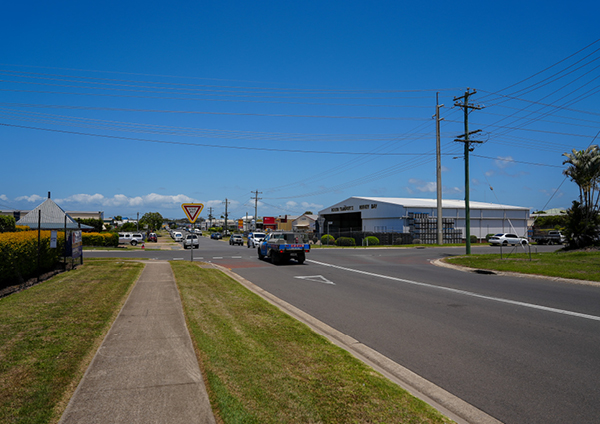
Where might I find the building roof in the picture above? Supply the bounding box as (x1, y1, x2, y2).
(16, 198, 93, 230)
(321, 196, 530, 213)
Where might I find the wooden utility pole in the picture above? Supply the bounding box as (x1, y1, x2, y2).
(251, 190, 262, 230)
(435, 93, 444, 245)
(453, 88, 484, 254)
(223, 198, 230, 234)
(207, 207, 214, 229)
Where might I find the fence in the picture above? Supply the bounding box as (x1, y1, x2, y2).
(317, 229, 413, 246)
(407, 212, 463, 244)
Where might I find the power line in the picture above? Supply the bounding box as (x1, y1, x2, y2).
(0, 122, 466, 156)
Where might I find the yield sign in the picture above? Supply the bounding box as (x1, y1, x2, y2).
(181, 203, 204, 223)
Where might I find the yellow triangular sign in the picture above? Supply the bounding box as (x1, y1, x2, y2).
(181, 203, 204, 223)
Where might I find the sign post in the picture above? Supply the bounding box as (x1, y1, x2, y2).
(181, 203, 204, 262)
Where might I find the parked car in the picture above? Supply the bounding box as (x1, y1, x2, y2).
(148, 233, 157, 242)
(184, 234, 199, 249)
(118, 233, 145, 246)
(531, 230, 566, 245)
(211, 232, 222, 240)
(489, 233, 528, 246)
(247, 232, 266, 248)
(229, 234, 244, 246)
(173, 232, 183, 242)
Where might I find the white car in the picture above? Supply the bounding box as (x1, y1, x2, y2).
(488, 233, 528, 246)
(173, 232, 183, 242)
(118, 233, 145, 246)
(247, 232, 266, 248)
(183, 234, 199, 249)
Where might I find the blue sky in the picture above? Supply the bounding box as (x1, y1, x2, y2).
(1, 1, 598, 220)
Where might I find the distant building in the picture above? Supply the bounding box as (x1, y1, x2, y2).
(292, 214, 317, 232)
(15, 196, 93, 230)
(276, 215, 298, 231)
(318, 196, 530, 242)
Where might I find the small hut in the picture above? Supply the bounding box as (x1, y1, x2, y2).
(16, 193, 93, 230)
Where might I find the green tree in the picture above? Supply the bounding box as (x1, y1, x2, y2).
(562, 145, 600, 248)
(75, 218, 103, 232)
(140, 212, 164, 231)
(0, 215, 16, 232)
(119, 222, 138, 232)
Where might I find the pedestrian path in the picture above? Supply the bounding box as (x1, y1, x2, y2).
(59, 262, 215, 424)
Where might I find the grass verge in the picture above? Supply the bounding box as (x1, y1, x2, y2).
(0, 260, 143, 424)
(173, 261, 453, 424)
(445, 250, 600, 282)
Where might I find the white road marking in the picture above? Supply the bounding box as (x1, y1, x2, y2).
(213, 257, 223, 259)
(294, 275, 335, 285)
(307, 259, 600, 322)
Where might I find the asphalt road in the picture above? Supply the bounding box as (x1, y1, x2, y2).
(86, 237, 600, 424)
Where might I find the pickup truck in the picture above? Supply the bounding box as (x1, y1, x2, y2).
(257, 231, 310, 265)
(531, 230, 565, 245)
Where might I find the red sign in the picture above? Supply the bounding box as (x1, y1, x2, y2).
(263, 216, 275, 225)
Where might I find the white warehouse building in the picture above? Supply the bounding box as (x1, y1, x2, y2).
(318, 196, 530, 242)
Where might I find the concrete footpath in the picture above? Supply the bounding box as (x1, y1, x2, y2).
(59, 262, 215, 424)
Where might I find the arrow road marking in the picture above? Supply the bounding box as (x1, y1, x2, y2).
(294, 275, 335, 285)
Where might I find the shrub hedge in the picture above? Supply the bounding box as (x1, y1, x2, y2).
(321, 234, 335, 245)
(82, 232, 119, 247)
(364, 236, 380, 246)
(336, 237, 356, 246)
(0, 231, 65, 288)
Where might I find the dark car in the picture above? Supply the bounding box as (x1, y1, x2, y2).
(211, 232, 222, 240)
(229, 234, 243, 245)
(148, 233, 157, 242)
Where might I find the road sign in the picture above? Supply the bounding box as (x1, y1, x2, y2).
(181, 203, 204, 223)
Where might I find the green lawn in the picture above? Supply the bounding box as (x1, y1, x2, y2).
(0, 260, 142, 424)
(174, 261, 454, 424)
(445, 250, 600, 282)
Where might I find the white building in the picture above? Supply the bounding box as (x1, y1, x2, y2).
(318, 196, 530, 241)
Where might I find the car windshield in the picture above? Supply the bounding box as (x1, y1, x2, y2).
(255, 234, 265, 239)
(494, 234, 503, 237)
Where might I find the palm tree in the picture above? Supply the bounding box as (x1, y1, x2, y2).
(562, 145, 600, 216)
(562, 145, 600, 248)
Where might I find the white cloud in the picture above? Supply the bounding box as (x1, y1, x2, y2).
(59, 193, 106, 204)
(55, 192, 197, 208)
(300, 201, 323, 210)
(495, 156, 515, 169)
(0, 194, 8, 201)
(286, 201, 298, 208)
(408, 178, 437, 193)
(16, 194, 45, 203)
(444, 186, 463, 194)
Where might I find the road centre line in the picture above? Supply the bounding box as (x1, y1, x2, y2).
(307, 259, 600, 323)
